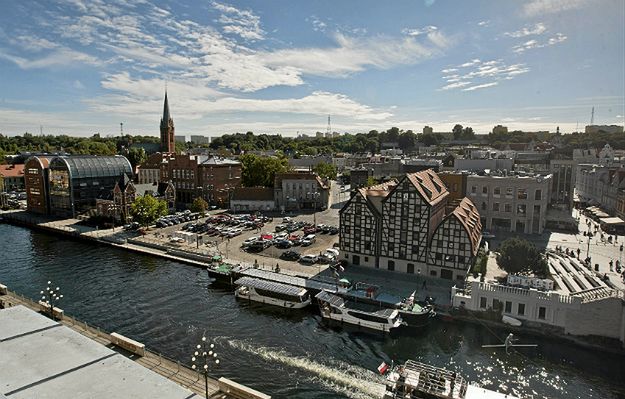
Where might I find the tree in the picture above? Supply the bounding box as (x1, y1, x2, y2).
(421, 133, 440, 146)
(127, 147, 147, 170)
(452, 124, 464, 140)
(366, 176, 376, 187)
(130, 195, 168, 227)
(496, 237, 549, 277)
(190, 197, 208, 214)
(398, 130, 417, 152)
(239, 154, 290, 187)
(462, 126, 475, 140)
(313, 161, 337, 180)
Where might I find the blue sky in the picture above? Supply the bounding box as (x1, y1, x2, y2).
(0, 0, 623, 137)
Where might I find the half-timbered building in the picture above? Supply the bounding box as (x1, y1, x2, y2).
(379, 170, 448, 274)
(428, 198, 482, 281)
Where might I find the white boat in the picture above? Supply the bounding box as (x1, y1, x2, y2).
(383, 360, 519, 399)
(234, 277, 311, 309)
(316, 290, 403, 332)
(502, 315, 522, 327)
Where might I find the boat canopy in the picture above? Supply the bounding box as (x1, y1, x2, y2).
(315, 290, 346, 307)
(235, 277, 307, 297)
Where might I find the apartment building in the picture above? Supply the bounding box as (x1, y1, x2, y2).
(274, 172, 330, 212)
(467, 172, 551, 234)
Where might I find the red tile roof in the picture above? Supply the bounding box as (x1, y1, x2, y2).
(406, 169, 449, 206)
(0, 164, 25, 177)
(450, 197, 482, 255)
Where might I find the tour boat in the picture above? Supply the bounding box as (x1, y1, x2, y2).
(315, 290, 403, 332)
(234, 277, 311, 309)
(383, 360, 519, 399)
(397, 291, 437, 328)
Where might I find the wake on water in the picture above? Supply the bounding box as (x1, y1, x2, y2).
(223, 338, 387, 399)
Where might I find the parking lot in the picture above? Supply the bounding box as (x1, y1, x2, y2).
(146, 210, 341, 274)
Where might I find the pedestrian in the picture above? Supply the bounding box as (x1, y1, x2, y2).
(576, 248, 580, 258)
(609, 260, 614, 272)
(422, 279, 427, 290)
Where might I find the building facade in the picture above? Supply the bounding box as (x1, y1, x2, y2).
(467, 172, 551, 234)
(438, 171, 468, 202)
(576, 164, 625, 215)
(0, 164, 25, 191)
(46, 156, 133, 218)
(24, 156, 52, 214)
(340, 170, 482, 280)
(230, 187, 275, 212)
(275, 172, 330, 212)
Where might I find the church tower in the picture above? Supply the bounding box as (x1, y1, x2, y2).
(160, 92, 175, 153)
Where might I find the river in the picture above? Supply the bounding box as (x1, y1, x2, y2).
(0, 223, 623, 399)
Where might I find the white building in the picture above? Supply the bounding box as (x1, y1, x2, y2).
(230, 187, 275, 212)
(467, 172, 552, 234)
(274, 172, 330, 212)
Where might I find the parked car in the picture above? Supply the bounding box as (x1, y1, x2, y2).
(274, 239, 293, 249)
(303, 227, 316, 235)
(274, 232, 288, 241)
(299, 255, 319, 264)
(301, 234, 316, 246)
(325, 248, 340, 257)
(317, 254, 335, 264)
(242, 237, 259, 247)
(329, 227, 339, 235)
(282, 217, 292, 223)
(275, 224, 287, 232)
(248, 240, 271, 251)
(280, 250, 301, 261)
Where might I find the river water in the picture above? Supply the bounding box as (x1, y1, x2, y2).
(0, 223, 623, 399)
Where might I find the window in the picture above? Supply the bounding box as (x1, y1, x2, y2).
(412, 245, 419, 255)
(504, 203, 512, 213)
(493, 202, 500, 211)
(459, 243, 465, 251)
(29, 188, 40, 195)
(535, 189, 542, 200)
(518, 303, 525, 316)
(364, 242, 371, 251)
(505, 301, 512, 313)
(458, 256, 465, 263)
(493, 299, 502, 311)
(430, 270, 437, 276)
(364, 256, 369, 262)
(480, 297, 487, 309)
(481, 202, 487, 211)
(448, 242, 454, 248)
(517, 204, 526, 214)
(538, 306, 546, 320)
(435, 253, 442, 260)
(471, 185, 477, 194)
(407, 263, 414, 274)
(388, 260, 395, 271)
(517, 188, 527, 200)
(482, 186, 488, 195)
(27, 168, 39, 175)
(400, 231, 407, 244)
(494, 187, 501, 196)
(505, 187, 513, 198)
(388, 243, 394, 251)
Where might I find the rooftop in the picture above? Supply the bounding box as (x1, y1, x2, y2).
(0, 306, 200, 399)
(0, 164, 24, 178)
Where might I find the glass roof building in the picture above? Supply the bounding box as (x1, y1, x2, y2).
(48, 155, 132, 218)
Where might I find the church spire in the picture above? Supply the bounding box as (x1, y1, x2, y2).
(162, 91, 170, 125)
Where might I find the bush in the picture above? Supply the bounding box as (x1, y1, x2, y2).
(496, 237, 549, 277)
(471, 249, 488, 277)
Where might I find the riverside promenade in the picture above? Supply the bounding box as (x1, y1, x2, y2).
(0, 283, 270, 399)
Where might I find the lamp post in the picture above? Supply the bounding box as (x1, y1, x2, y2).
(191, 336, 220, 399)
(586, 232, 593, 259)
(307, 191, 320, 226)
(40, 281, 63, 321)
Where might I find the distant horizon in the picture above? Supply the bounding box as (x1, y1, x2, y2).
(0, 0, 623, 137)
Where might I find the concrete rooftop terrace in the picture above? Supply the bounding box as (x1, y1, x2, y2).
(0, 305, 201, 399)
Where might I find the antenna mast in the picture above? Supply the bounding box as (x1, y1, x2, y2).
(590, 107, 595, 125)
(120, 122, 124, 137)
(326, 115, 331, 136)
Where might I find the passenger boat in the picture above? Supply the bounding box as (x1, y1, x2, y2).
(383, 360, 518, 399)
(315, 290, 403, 332)
(234, 277, 311, 309)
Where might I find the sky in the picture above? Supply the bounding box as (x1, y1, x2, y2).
(0, 0, 623, 138)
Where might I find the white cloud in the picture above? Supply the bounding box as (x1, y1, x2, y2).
(0, 47, 100, 69)
(309, 16, 327, 32)
(258, 31, 451, 78)
(73, 80, 85, 89)
(439, 59, 529, 91)
(212, 1, 264, 41)
(512, 33, 567, 53)
(505, 23, 547, 38)
(477, 20, 490, 27)
(523, 0, 588, 17)
(402, 26, 438, 37)
(462, 82, 498, 91)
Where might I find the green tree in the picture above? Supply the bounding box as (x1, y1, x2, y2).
(313, 161, 337, 180)
(462, 126, 475, 140)
(190, 197, 208, 214)
(421, 133, 440, 146)
(240, 154, 290, 187)
(366, 176, 376, 187)
(496, 237, 549, 277)
(129, 195, 168, 227)
(127, 147, 147, 170)
(452, 124, 464, 140)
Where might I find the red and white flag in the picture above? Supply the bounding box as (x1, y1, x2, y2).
(377, 361, 389, 374)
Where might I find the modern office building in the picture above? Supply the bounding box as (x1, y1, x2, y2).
(47, 155, 133, 218)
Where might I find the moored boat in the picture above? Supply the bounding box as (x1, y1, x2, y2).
(397, 291, 436, 328)
(383, 360, 518, 399)
(316, 290, 403, 332)
(234, 277, 311, 309)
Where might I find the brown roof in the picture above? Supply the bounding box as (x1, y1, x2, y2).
(0, 164, 25, 177)
(232, 187, 275, 202)
(357, 180, 397, 215)
(450, 197, 482, 255)
(406, 169, 449, 206)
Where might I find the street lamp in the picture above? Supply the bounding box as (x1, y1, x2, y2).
(307, 191, 321, 226)
(191, 336, 220, 399)
(586, 232, 593, 260)
(40, 281, 63, 321)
